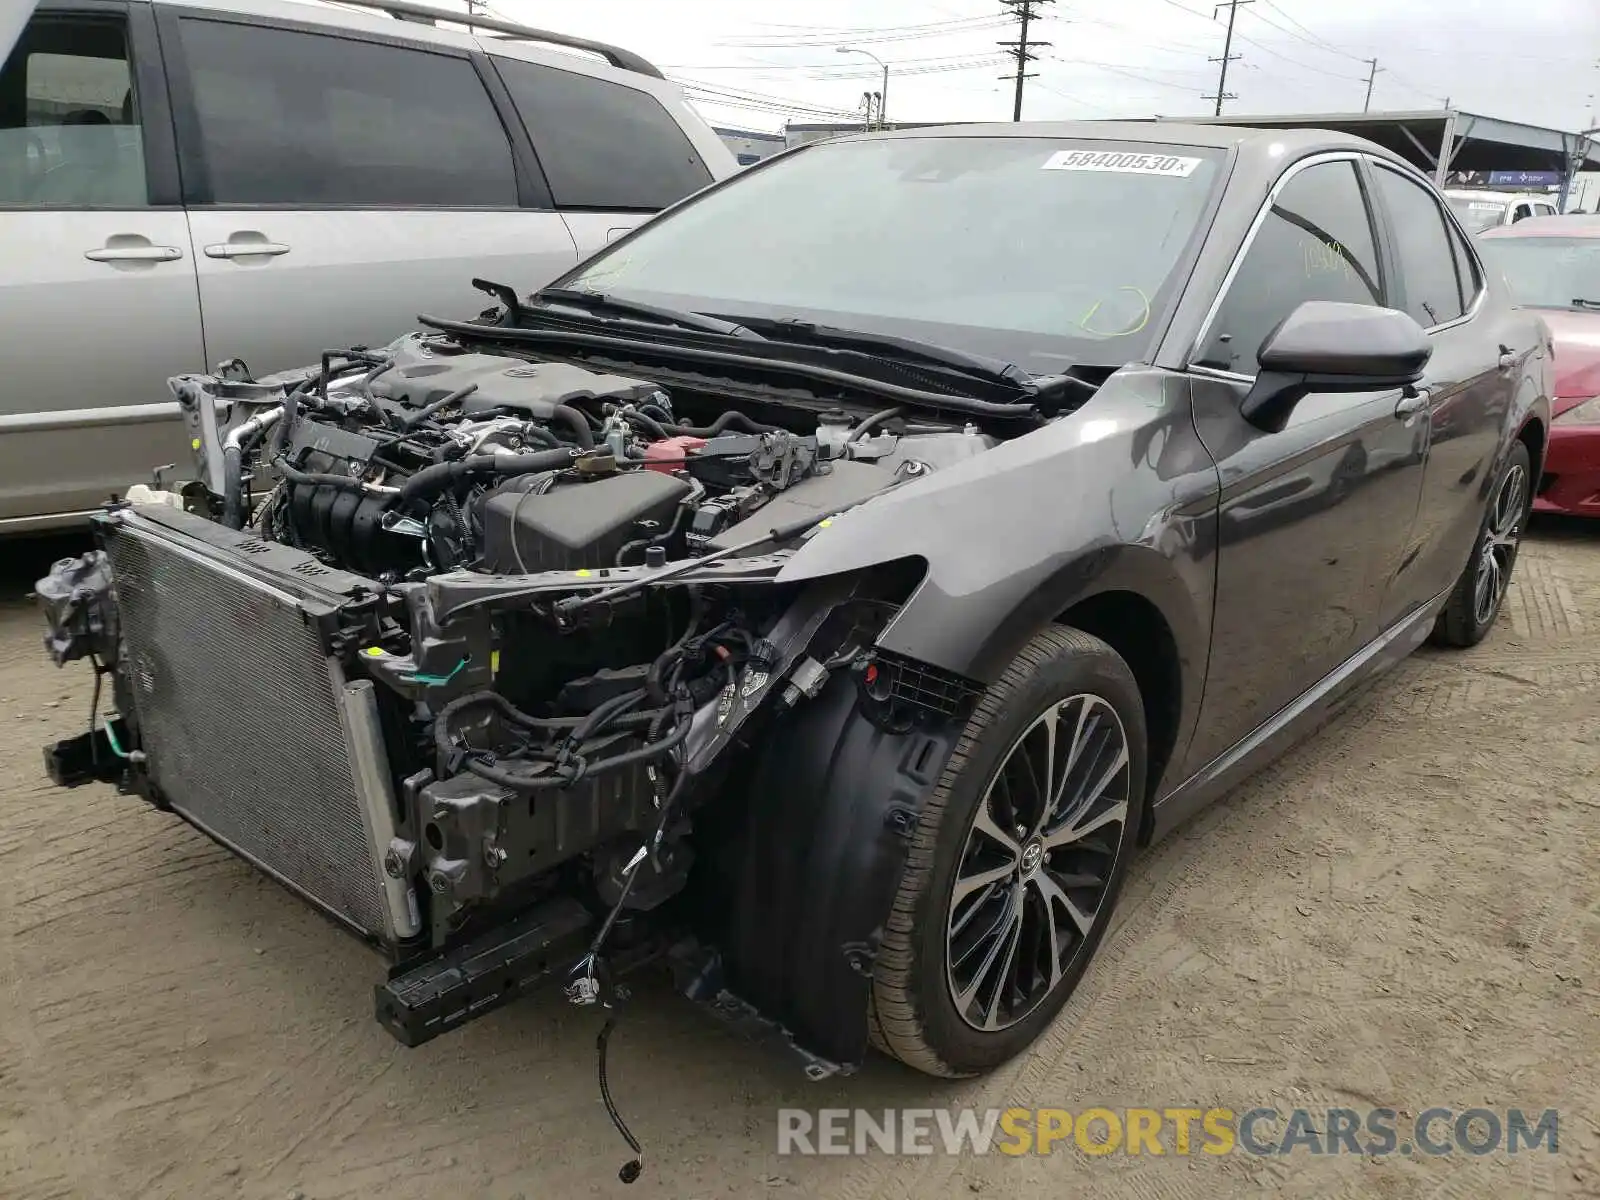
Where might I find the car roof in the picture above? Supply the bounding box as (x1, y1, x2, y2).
(1481, 215, 1600, 238)
(109, 0, 664, 78)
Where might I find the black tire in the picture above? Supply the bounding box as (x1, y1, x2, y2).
(869, 626, 1147, 1077)
(1430, 440, 1532, 648)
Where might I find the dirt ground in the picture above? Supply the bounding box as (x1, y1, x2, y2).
(1, 521, 1596, 1200)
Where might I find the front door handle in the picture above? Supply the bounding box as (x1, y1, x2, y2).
(1395, 388, 1430, 420)
(84, 244, 182, 262)
(1498, 344, 1519, 370)
(204, 240, 291, 259)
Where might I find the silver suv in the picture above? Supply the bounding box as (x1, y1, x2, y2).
(0, 0, 735, 530)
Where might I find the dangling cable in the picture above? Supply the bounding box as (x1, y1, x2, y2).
(597, 1017, 643, 1183)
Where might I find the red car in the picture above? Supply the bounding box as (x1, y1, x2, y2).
(1480, 216, 1600, 516)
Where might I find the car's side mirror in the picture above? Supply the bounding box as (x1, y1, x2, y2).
(1240, 301, 1432, 430)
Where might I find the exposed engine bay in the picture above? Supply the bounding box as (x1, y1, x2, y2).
(39, 323, 1070, 1158)
(178, 332, 1001, 583)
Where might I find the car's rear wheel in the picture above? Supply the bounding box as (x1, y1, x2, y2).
(1431, 440, 1531, 648)
(869, 626, 1146, 1077)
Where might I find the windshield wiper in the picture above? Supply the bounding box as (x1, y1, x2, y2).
(1572, 298, 1600, 309)
(706, 314, 1096, 401)
(534, 288, 763, 339)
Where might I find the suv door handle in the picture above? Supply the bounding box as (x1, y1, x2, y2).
(1498, 344, 1518, 370)
(204, 241, 291, 259)
(84, 244, 182, 262)
(1395, 389, 1430, 419)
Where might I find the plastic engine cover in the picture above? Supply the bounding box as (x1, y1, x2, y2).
(374, 334, 658, 421)
(482, 471, 692, 572)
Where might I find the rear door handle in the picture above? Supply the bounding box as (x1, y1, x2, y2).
(204, 241, 291, 259)
(1395, 389, 1430, 420)
(84, 245, 182, 262)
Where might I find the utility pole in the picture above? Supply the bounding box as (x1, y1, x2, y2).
(1204, 0, 1252, 116)
(998, 0, 1052, 122)
(1362, 58, 1382, 112)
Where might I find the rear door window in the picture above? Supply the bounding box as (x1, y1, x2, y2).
(0, 16, 147, 207)
(1197, 159, 1384, 373)
(175, 18, 517, 207)
(492, 56, 710, 210)
(1444, 215, 1482, 314)
(1372, 165, 1467, 327)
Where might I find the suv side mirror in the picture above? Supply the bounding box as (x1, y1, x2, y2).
(1240, 301, 1432, 430)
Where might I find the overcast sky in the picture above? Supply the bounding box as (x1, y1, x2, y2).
(483, 0, 1596, 134)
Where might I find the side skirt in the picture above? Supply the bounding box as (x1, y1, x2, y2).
(1148, 589, 1449, 841)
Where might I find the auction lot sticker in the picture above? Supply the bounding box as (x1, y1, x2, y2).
(1043, 150, 1202, 176)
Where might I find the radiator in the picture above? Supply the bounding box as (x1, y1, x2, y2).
(102, 509, 417, 945)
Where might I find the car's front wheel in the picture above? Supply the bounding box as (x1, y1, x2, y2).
(869, 626, 1146, 1077)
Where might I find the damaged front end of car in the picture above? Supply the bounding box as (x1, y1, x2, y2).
(36, 330, 1013, 1084)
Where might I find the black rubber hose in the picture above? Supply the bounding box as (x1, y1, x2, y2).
(848, 406, 903, 442)
(397, 446, 578, 507)
(520, 423, 560, 448)
(400, 383, 478, 430)
(272, 455, 371, 493)
(221, 417, 278, 528)
(659, 409, 775, 437)
(358, 359, 395, 397)
(618, 409, 670, 440)
(220, 446, 246, 529)
(550, 404, 596, 449)
(267, 387, 303, 463)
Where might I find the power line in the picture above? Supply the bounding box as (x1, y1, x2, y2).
(666, 51, 1008, 71)
(998, 0, 1052, 121)
(1254, 0, 1368, 62)
(802, 57, 1010, 82)
(733, 15, 1008, 39)
(674, 79, 863, 120)
(722, 17, 1010, 50)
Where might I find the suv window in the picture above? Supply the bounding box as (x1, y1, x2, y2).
(0, 16, 146, 207)
(1512, 203, 1533, 222)
(177, 19, 516, 207)
(1373, 165, 1465, 327)
(493, 57, 710, 209)
(1197, 159, 1382, 373)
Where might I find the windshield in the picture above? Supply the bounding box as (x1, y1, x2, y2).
(563, 137, 1225, 373)
(1478, 236, 1600, 309)
(1447, 196, 1508, 234)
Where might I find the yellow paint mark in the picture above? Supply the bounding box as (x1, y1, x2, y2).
(819, 519, 833, 528)
(575, 569, 593, 578)
(362, 646, 386, 658)
(491, 650, 501, 674)
(191, 438, 201, 450)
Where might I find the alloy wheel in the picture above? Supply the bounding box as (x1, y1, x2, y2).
(945, 693, 1132, 1032)
(1473, 462, 1527, 627)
